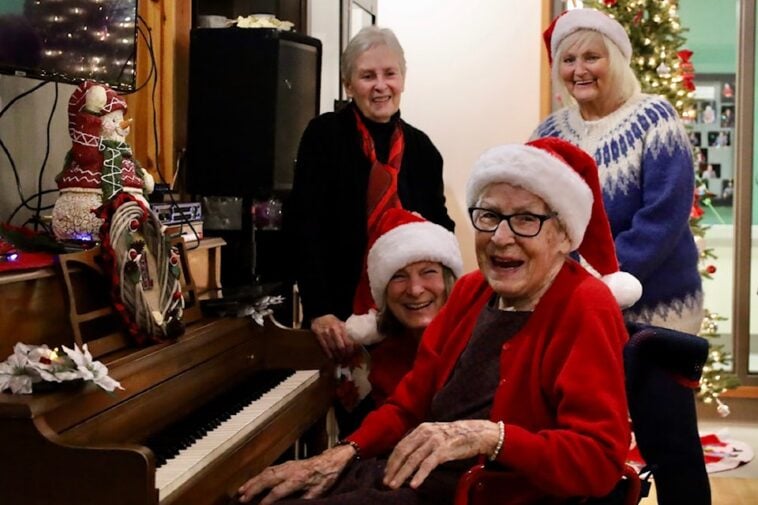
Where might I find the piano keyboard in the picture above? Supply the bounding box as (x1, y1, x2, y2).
(151, 369, 320, 501)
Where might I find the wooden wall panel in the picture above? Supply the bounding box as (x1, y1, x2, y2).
(126, 0, 191, 187)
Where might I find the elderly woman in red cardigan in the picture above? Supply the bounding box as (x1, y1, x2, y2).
(237, 137, 641, 505)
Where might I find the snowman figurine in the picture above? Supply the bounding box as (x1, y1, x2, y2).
(52, 81, 154, 242)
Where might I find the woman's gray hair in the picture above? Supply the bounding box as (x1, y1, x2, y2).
(552, 30, 640, 108)
(341, 25, 406, 83)
(376, 265, 456, 339)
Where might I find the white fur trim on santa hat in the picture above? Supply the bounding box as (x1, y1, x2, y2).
(602, 271, 642, 309)
(465, 144, 593, 250)
(367, 221, 463, 310)
(345, 310, 383, 345)
(552, 9, 632, 62)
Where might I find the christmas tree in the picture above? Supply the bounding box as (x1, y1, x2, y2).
(586, 0, 739, 413)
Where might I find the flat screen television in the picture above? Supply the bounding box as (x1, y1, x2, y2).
(0, 0, 139, 91)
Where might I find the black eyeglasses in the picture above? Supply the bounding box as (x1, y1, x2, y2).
(468, 207, 558, 237)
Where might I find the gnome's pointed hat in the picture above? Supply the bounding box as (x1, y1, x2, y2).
(67, 81, 128, 143)
(68, 81, 127, 128)
(543, 8, 632, 65)
(347, 208, 463, 345)
(465, 137, 642, 308)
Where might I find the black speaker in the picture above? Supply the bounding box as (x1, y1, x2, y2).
(186, 28, 321, 198)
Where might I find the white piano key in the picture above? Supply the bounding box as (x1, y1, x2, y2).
(157, 370, 320, 502)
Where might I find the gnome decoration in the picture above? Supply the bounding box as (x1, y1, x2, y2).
(52, 80, 154, 242)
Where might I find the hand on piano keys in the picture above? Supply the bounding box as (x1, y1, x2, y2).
(148, 369, 321, 503)
(236, 442, 356, 503)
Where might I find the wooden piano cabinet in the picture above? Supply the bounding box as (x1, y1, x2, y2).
(0, 307, 335, 505)
(0, 268, 74, 359)
(0, 237, 224, 361)
(185, 236, 225, 297)
(0, 411, 157, 505)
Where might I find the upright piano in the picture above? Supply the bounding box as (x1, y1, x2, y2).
(0, 240, 334, 505)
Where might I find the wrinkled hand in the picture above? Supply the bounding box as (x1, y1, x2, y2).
(384, 420, 500, 490)
(237, 445, 355, 504)
(311, 314, 354, 360)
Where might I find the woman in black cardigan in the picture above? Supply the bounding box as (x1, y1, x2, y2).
(284, 26, 454, 360)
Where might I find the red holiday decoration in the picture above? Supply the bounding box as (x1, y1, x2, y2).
(603, 0, 618, 6)
(691, 191, 704, 220)
(678, 50, 696, 92)
(706, 265, 717, 275)
(633, 10, 643, 25)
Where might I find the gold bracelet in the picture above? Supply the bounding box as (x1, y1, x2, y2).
(336, 439, 362, 461)
(488, 421, 505, 462)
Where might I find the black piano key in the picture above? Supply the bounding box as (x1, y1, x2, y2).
(146, 369, 295, 467)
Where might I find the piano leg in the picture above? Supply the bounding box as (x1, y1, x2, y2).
(299, 407, 331, 459)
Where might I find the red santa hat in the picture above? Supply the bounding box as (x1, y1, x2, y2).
(543, 8, 632, 65)
(465, 137, 641, 308)
(347, 208, 463, 345)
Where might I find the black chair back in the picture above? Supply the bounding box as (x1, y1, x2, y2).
(624, 322, 712, 505)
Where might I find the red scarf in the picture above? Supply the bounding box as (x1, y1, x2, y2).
(352, 107, 405, 314)
(353, 107, 405, 230)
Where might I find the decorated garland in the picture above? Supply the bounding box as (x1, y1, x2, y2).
(96, 193, 185, 345)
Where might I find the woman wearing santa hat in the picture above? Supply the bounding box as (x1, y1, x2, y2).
(532, 8, 703, 334)
(238, 138, 637, 505)
(284, 26, 454, 361)
(335, 208, 463, 435)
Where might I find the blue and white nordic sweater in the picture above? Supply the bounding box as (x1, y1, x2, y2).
(533, 93, 703, 333)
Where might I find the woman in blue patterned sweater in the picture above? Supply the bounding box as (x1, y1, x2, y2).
(533, 8, 703, 333)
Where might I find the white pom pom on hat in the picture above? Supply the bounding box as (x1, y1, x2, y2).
(346, 208, 463, 344)
(345, 310, 381, 345)
(465, 137, 642, 308)
(543, 8, 632, 64)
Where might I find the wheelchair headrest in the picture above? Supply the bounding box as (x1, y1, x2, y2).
(624, 322, 709, 385)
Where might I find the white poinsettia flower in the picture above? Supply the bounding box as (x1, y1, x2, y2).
(26, 345, 81, 383)
(92, 374, 123, 392)
(61, 344, 124, 392)
(0, 353, 36, 394)
(1, 342, 125, 395)
(13, 342, 36, 357)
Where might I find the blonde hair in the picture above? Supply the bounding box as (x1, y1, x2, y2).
(552, 30, 640, 109)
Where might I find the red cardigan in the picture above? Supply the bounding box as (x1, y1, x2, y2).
(348, 260, 631, 501)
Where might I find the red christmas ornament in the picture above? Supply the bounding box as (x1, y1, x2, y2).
(129, 218, 140, 232)
(603, 0, 618, 6)
(691, 191, 704, 220)
(706, 265, 717, 274)
(678, 50, 696, 92)
(128, 249, 139, 261)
